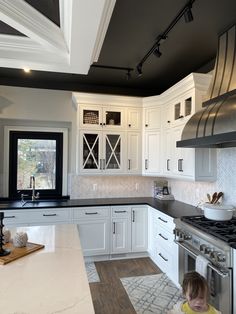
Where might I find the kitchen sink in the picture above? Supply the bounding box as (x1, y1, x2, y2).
(21, 199, 68, 207)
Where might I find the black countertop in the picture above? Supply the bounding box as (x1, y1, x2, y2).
(0, 197, 202, 218)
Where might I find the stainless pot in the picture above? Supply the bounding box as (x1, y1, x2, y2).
(203, 203, 234, 221)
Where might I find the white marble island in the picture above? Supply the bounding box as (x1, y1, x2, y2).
(0, 224, 95, 314)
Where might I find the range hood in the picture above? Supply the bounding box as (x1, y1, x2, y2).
(177, 24, 236, 148)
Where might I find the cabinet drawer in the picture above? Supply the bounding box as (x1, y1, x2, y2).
(112, 206, 131, 217)
(156, 225, 174, 251)
(156, 246, 172, 273)
(156, 211, 175, 230)
(4, 210, 29, 226)
(30, 208, 70, 223)
(73, 207, 110, 219)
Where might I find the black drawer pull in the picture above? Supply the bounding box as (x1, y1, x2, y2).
(43, 213, 57, 217)
(159, 233, 168, 241)
(158, 217, 167, 223)
(158, 253, 168, 262)
(114, 210, 127, 213)
(85, 212, 98, 215)
(5, 215, 16, 219)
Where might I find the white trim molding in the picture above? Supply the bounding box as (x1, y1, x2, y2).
(0, 0, 116, 74)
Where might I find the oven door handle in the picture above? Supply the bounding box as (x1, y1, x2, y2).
(174, 240, 230, 278)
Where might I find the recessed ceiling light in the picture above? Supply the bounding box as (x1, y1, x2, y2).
(23, 68, 31, 73)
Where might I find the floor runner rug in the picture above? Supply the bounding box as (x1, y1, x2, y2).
(121, 273, 184, 313)
(85, 262, 100, 283)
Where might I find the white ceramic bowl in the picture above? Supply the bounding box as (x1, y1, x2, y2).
(203, 204, 234, 221)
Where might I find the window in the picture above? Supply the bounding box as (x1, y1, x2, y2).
(9, 131, 63, 199)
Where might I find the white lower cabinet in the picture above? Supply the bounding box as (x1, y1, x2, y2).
(111, 205, 148, 254)
(73, 206, 110, 256)
(148, 206, 179, 286)
(112, 217, 131, 253)
(111, 206, 131, 253)
(131, 206, 148, 252)
(3, 208, 71, 227)
(77, 219, 110, 256)
(4, 205, 148, 258)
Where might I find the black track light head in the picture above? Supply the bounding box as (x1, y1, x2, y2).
(153, 45, 162, 58)
(137, 63, 143, 76)
(126, 69, 131, 80)
(184, 6, 193, 23)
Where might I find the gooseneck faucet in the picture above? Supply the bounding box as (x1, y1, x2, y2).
(29, 175, 39, 201)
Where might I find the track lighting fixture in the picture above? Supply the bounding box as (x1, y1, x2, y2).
(136, 63, 143, 77)
(136, 0, 196, 76)
(153, 45, 162, 58)
(184, 5, 194, 23)
(91, 64, 134, 79)
(126, 69, 131, 80)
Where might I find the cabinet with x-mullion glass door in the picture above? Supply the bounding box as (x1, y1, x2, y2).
(79, 130, 125, 174)
(79, 105, 125, 130)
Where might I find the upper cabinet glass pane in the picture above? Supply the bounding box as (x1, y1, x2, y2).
(105, 134, 121, 169)
(82, 133, 99, 169)
(105, 111, 121, 126)
(174, 103, 181, 120)
(185, 97, 192, 116)
(83, 110, 99, 125)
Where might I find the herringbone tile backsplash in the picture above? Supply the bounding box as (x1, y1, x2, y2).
(69, 148, 236, 207)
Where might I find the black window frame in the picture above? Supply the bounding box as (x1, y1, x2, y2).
(9, 131, 63, 200)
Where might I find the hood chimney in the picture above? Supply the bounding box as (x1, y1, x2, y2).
(177, 24, 236, 148)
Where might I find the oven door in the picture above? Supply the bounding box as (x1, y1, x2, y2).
(176, 241, 233, 314)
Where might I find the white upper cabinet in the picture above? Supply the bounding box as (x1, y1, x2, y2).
(143, 131, 162, 175)
(127, 132, 142, 174)
(74, 93, 143, 175)
(127, 107, 142, 130)
(79, 130, 125, 174)
(144, 105, 161, 130)
(79, 104, 125, 130)
(142, 102, 162, 176)
(160, 73, 216, 181)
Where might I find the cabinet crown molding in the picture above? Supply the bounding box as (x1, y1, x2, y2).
(142, 73, 212, 107)
(73, 92, 143, 107)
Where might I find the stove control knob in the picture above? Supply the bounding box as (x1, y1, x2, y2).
(184, 234, 192, 240)
(216, 252, 226, 263)
(174, 229, 180, 237)
(200, 244, 206, 252)
(204, 246, 212, 254)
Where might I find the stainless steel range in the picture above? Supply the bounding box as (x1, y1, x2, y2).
(174, 215, 235, 314)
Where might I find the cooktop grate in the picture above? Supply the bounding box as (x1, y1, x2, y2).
(181, 215, 236, 244)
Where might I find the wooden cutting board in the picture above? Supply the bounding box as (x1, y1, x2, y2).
(0, 242, 45, 265)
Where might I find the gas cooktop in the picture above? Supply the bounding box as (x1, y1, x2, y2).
(181, 215, 236, 248)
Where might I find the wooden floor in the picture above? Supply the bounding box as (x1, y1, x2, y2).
(89, 257, 161, 314)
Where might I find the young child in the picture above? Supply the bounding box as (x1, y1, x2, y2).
(167, 271, 221, 314)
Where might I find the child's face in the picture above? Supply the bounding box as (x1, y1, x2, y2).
(185, 289, 208, 312)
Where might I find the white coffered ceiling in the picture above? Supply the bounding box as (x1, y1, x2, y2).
(0, 0, 116, 74)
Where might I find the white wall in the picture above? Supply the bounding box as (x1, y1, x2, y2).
(0, 85, 76, 197)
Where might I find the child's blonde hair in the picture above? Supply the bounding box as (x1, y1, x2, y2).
(182, 271, 209, 300)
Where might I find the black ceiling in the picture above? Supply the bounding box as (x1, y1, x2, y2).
(0, 0, 236, 97)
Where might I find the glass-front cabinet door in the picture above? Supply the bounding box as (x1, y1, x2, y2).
(104, 134, 121, 170)
(104, 109, 122, 127)
(80, 131, 102, 172)
(80, 105, 125, 129)
(80, 131, 124, 173)
(80, 105, 102, 129)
